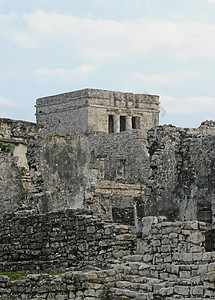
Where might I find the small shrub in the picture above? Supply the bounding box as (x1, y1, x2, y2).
(0, 142, 13, 156)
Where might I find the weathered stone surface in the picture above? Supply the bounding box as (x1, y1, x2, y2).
(143, 121, 215, 224)
(0, 118, 41, 169)
(26, 134, 97, 213)
(26, 130, 149, 225)
(137, 217, 207, 262)
(0, 152, 24, 215)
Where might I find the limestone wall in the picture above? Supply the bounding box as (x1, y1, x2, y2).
(137, 216, 208, 264)
(0, 215, 214, 299)
(88, 130, 148, 225)
(144, 121, 215, 225)
(0, 270, 110, 300)
(0, 152, 24, 216)
(0, 209, 135, 274)
(26, 131, 148, 225)
(89, 130, 148, 185)
(0, 118, 41, 169)
(26, 134, 99, 213)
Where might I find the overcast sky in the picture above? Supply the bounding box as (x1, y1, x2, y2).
(0, 0, 215, 127)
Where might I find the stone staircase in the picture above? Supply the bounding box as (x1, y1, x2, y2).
(0, 216, 214, 299)
(107, 253, 215, 299)
(0, 250, 214, 299)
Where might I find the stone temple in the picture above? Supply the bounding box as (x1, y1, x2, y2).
(0, 88, 215, 299)
(36, 89, 159, 135)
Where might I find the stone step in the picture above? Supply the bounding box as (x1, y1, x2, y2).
(150, 263, 212, 280)
(123, 252, 215, 266)
(123, 255, 146, 262)
(110, 284, 206, 299)
(112, 260, 210, 280)
(177, 293, 215, 299)
(111, 261, 151, 277)
(173, 285, 204, 298)
(109, 287, 154, 299)
(109, 258, 214, 299)
(174, 276, 203, 286)
(121, 274, 163, 285)
(115, 280, 154, 293)
(109, 284, 207, 300)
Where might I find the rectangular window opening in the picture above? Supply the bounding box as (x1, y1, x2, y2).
(108, 115, 114, 133)
(132, 116, 140, 129)
(116, 159, 127, 180)
(120, 116, 126, 132)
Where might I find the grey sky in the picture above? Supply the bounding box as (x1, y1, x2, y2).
(0, 0, 215, 127)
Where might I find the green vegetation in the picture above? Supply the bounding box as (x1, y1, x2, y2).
(19, 167, 29, 202)
(0, 272, 27, 281)
(22, 188, 28, 202)
(0, 142, 13, 156)
(45, 133, 54, 138)
(19, 166, 26, 184)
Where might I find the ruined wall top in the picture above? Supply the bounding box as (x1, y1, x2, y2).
(144, 120, 215, 225)
(0, 118, 42, 169)
(0, 118, 42, 143)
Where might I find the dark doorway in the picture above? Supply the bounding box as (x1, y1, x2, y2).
(120, 116, 126, 132)
(108, 115, 114, 133)
(132, 116, 140, 129)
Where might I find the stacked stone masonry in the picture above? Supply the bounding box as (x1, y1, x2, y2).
(0, 89, 215, 299)
(0, 209, 136, 273)
(0, 216, 214, 299)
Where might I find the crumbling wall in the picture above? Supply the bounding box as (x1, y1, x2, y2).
(0, 270, 109, 300)
(0, 118, 41, 169)
(88, 130, 148, 225)
(0, 209, 135, 273)
(144, 121, 215, 225)
(26, 134, 98, 213)
(89, 130, 148, 185)
(26, 131, 148, 225)
(0, 152, 24, 215)
(137, 216, 208, 264)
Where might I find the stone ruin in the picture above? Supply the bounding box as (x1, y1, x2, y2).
(0, 88, 215, 299)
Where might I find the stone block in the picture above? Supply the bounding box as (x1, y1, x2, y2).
(184, 221, 199, 230)
(187, 231, 205, 245)
(142, 216, 159, 236)
(207, 271, 215, 283)
(159, 287, 174, 296)
(191, 286, 204, 296)
(174, 286, 190, 296)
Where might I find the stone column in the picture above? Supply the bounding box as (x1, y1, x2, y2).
(114, 115, 120, 133)
(126, 116, 132, 130)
